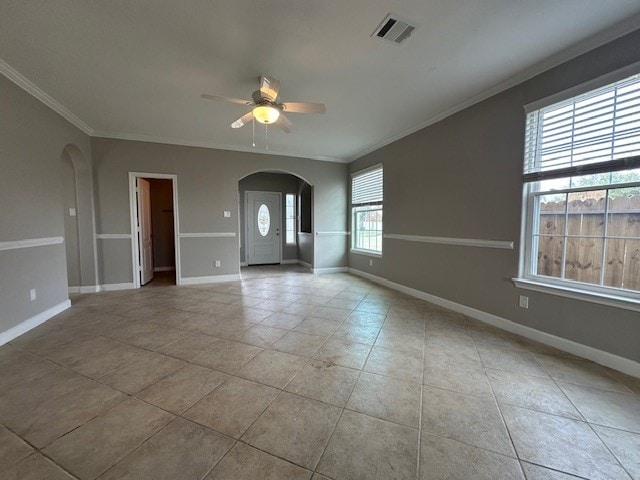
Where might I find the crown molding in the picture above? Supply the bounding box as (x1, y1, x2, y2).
(348, 14, 640, 162)
(91, 130, 349, 163)
(0, 57, 346, 163)
(3, 12, 639, 166)
(0, 57, 94, 136)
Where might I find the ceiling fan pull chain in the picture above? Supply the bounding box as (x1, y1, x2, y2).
(265, 124, 269, 150)
(252, 118, 255, 147)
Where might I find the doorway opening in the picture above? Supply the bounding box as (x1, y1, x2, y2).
(239, 171, 313, 269)
(129, 173, 180, 288)
(61, 144, 98, 294)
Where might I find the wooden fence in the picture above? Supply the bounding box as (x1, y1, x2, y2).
(537, 196, 640, 291)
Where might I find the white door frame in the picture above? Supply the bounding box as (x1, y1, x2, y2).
(244, 190, 282, 265)
(129, 172, 181, 288)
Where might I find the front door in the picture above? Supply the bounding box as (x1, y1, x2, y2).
(137, 178, 154, 285)
(246, 191, 281, 264)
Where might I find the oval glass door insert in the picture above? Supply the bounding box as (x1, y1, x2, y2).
(257, 204, 270, 236)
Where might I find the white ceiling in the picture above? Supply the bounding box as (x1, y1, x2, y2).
(2, 1, 640, 163)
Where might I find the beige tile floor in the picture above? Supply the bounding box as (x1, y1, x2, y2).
(1, 266, 639, 479)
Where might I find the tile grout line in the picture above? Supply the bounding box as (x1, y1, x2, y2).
(10, 270, 636, 479)
(470, 315, 637, 478)
(467, 314, 527, 479)
(310, 284, 386, 477)
(544, 369, 636, 479)
(416, 310, 427, 480)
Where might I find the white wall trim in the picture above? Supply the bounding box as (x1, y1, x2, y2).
(0, 300, 71, 346)
(99, 282, 136, 292)
(350, 249, 383, 258)
(348, 12, 640, 162)
(384, 233, 514, 250)
(69, 283, 134, 293)
(298, 260, 313, 269)
(240, 262, 249, 267)
(180, 274, 241, 285)
(94, 234, 132, 239)
(154, 266, 175, 272)
(68, 286, 99, 294)
(0, 236, 64, 252)
(280, 259, 300, 265)
(316, 231, 351, 236)
(178, 232, 237, 238)
(348, 268, 640, 378)
(513, 278, 640, 313)
(0, 58, 94, 135)
(312, 267, 348, 275)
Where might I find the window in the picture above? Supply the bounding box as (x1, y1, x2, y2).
(285, 193, 296, 244)
(351, 165, 383, 254)
(519, 70, 640, 303)
(257, 204, 270, 237)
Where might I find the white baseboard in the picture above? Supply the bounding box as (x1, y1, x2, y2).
(99, 282, 136, 292)
(68, 286, 100, 294)
(0, 300, 71, 346)
(180, 274, 241, 285)
(313, 267, 348, 275)
(240, 262, 248, 267)
(280, 259, 300, 265)
(348, 268, 640, 378)
(298, 260, 312, 269)
(153, 266, 175, 272)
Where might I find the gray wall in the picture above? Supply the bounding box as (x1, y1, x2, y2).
(239, 172, 301, 263)
(349, 29, 640, 362)
(91, 137, 348, 282)
(0, 74, 93, 334)
(149, 179, 175, 269)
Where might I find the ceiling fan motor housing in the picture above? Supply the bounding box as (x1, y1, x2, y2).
(252, 90, 275, 105)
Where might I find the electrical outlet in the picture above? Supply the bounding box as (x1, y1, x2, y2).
(215, 260, 221, 268)
(30, 289, 36, 301)
(223, 211, 231, 218)
(69, 207, 77, 217)
(369, 259, 373, 266)
(519, 295, 529, 309)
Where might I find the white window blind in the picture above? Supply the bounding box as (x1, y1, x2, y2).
(524, 73, 640, 182)
(352, 166, 383, 206)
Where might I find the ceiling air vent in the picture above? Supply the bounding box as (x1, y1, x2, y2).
(372, 14, 416, 45)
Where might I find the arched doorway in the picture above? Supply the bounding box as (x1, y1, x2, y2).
(61, 144, 97, 293)
(238, 171, 314, 271)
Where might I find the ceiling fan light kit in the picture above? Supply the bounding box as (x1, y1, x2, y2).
(253, 105, 280, 124)
(201, 74, 326, 143)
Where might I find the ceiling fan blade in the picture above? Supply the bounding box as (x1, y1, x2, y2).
(276, 114, 293, 133)
(231, 111, 254, 128)
(280, 102, 326, 114)
(201, 94, 252, 106)
(259, 75, 281, 102)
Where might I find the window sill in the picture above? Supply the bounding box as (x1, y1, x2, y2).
(512, 277, 640, 313)
(350, 249, 383, 258)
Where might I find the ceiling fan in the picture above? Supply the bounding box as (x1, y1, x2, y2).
(201, 75, 326, 133)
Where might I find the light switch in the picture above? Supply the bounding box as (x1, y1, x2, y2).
(69, 208, 77, 217)
(223, 211, 231, 218)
